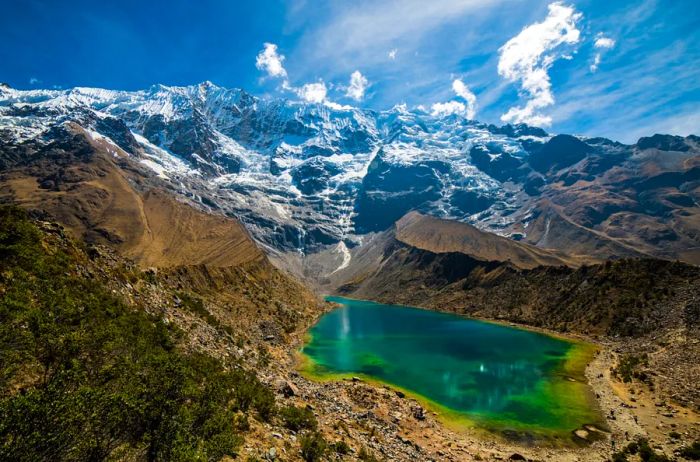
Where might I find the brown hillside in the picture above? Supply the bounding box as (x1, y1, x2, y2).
(395, 211, 592, 269)
(0, 124, 262, 268)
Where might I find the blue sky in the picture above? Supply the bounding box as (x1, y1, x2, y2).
(1, 0, 698, 142)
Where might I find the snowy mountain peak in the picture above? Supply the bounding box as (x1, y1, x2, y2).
(3, 82, 696, 261)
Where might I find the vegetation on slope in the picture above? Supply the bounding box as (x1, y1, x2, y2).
(337, 231, 700, 410)
(0, 206, 275, 461)
(340, 238, 700, 338)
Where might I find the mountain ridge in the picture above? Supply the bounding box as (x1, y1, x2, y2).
(2, 82, 700, 270)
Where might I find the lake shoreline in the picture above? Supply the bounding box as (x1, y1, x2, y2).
(280, 294, 699, 461)
(299, 296, 606, 446)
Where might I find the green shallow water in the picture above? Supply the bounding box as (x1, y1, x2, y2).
(301, 296, 601, 438)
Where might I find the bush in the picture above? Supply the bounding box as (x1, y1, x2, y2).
(626, 440, 639, 455)
(613, 354, 650, 383)
(280, 405, 317, 432)
(637, 438, 671, 462)
(331, 440, 351, 455)
(300, 432, 327, 462)
(680, 441, 700, 460)
(0, 206, 275, 461)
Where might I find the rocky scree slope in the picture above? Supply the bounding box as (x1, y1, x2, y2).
(1, 82, 699, 270)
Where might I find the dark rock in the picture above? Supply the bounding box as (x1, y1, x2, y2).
(528, 134, 592, 174)
(637, 134, 690, 152)
(469, 144, 527, 182)
(411, 406, 426, 421)
(277, 380, 299, 397)
(354, 154, 449, 232)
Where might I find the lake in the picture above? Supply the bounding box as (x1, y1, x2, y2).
(301, 296, 602, 440)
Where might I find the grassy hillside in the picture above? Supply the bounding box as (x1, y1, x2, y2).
(0, 206, 279, 461)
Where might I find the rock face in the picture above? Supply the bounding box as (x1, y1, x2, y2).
(1, 82, 700, 268)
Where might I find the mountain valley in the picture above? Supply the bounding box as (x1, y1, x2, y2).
(1, 82, 699, 461)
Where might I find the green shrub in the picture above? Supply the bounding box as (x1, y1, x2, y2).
(0, 206, 275, 461)
(637, 438, 671, 462)
(331, 440, 351, 454)
(680, 441, 700, 460)
(280, 405, 317, 432)
(300, 432, 327, 462)
(613, 354, 649, 383)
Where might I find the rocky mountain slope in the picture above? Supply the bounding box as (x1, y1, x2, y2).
(333, 212, 700, 411)
(0, 206, 327, 461)
(0, 115, 324, 345)
(0, 121, 265, 268)
(2, 82, 699, 270)
(393, 211, 592, 268)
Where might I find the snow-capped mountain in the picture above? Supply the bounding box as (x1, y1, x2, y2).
(2, 81, 699, 265)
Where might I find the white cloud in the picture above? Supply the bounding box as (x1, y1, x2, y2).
(296, 81, 327, 103)
(29, 77, 40, 85)
(294, 0, 505, 65)
(590, 34, 616, 72)
(594, 36, 616, 49)
(255, 43, 288, 80)
(388, 48, 398, 60)
(497, 2, 582, 126)
(255, 41, 342, 105)
(452, 79, 477, 118)
(324, 100, 354, 111)
(431, 101, 470, 117)
(431, 78, 478, 119)
(346, 70, 369, 101)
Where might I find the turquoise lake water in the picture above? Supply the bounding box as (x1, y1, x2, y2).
(301, 296, 600, 437)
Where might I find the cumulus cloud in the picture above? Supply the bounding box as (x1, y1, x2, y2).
(256, 42, 330, 104)
(497, 2, 582, 127)
(595, 38, 615, 49)
(430, 78, 477, 119)
(255, 43, 288, 80)
(388, 48, 398, 60)
(296, 81, 328, 103)
(431, 101, 470, 117)
(590, 34, 616, 72)
(345, 70, 369, 101)
(452, 79, 477, 117)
